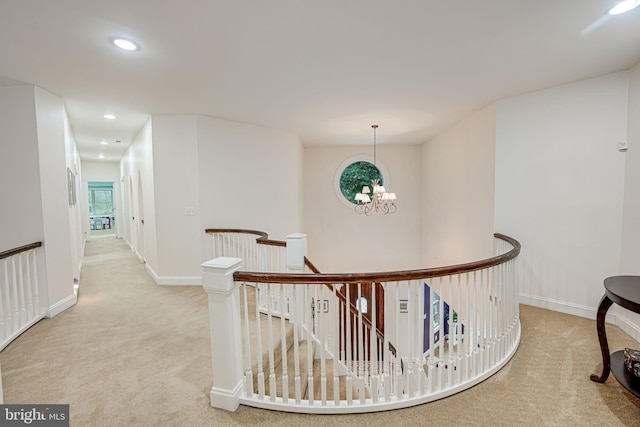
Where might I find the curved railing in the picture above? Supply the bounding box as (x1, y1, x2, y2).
(0, 241, 45, 351)
(234, 233, 519, 284)
(204, 229, 521, 414)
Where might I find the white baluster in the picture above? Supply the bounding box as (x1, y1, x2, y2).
(11, 257, 19, 333)
(25, 250, 34, 320)
(33, 250, 41, 315)
(345, 284, 353, 404)
(3, 259, 12, 339)
(279, 283, 289, 403)
(319, 285, 327, 406)
(370, 282, 379, 403)
(447, 275, 453, 388)
(266, 284, 276, 402)
(0, 260, 6, 343)
(306, 284, 314, 404)
(291, 285, 302, 404)
(356, 282, 365, 400)
(255, 283, 265, 400)
(241, 284, 253, 396)
(332, 285, 340, 405)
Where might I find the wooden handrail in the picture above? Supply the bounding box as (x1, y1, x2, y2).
(206, 229, 520, 362)
(0, 242, 42, 261)
(235, 233, 520, 284)
(205, 228, 285, 247)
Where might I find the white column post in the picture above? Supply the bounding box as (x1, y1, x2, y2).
(202, 256, 244, 412)
(286, 233, 308, 336)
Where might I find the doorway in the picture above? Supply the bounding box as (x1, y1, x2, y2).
(88, 181, 116, 237)
(136, 171, 145, 261)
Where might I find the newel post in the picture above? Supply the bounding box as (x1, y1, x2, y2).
(286, 233, 307, 336)
(286, 233, 307, 272)
(202, 257, 244, 412)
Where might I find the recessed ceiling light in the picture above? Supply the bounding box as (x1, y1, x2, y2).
(608, 0, 640, 15)
(98, 154, 105, 159)
(104, 114, 116, 120)
(100, 140, 108, 145)
(109, 37, 140, 51)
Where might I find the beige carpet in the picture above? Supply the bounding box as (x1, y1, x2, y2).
(1, 237, 640, 426)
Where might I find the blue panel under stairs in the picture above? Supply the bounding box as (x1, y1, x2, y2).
(423, 282, 464, 353)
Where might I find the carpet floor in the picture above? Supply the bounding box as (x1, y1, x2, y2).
(1, 237, 639, 426)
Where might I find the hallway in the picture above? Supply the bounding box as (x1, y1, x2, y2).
(0, 237, 639, 425)
(0, 237, 215, 425)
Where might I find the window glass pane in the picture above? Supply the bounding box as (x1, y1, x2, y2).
(339, 161, 383, 204)
(356, 296, 368, 314)
(88, 188, 113, 215)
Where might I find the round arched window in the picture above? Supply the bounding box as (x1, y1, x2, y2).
(339, 161, 384, 205)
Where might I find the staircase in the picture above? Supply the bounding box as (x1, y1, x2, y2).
(241, 285, 368, 401)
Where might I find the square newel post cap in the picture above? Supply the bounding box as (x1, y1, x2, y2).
(286, 233, 307, 240)
(201, 257, 243, 293)
(286, 233, 307, 271)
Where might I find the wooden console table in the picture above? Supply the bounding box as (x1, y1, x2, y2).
(590, 275, 640, 398)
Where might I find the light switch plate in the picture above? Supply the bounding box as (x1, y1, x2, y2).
(619, 140, 628, 152)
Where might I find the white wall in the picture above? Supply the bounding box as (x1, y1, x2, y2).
(421, 104, 497, 267)
(63, 105, 84, 281)
(197, 116, 304, 261)
(34, 87, 77, 315)
(82, 160, 121, 239)
(120, 119, 158, 271)
(495, 72, 628, 320)
(303, 145, 421, 272)
(151, 115, 201, 282)
(0, 85, 44, 251)
(619, 62, 640, 335)
(0, 85, 80, 316)
(118, 115, 303, 284)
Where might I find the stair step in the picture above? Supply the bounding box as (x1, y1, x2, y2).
(266, 339, 315, 400)
(311, 359, 370, 401)
(241, 285, 373, 402)
(240, 286, 295, 395)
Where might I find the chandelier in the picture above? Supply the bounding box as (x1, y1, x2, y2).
(354, 125, 397, 215)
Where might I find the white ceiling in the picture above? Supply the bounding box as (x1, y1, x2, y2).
(1, 0, 640, 162)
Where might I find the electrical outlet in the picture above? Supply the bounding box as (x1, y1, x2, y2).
(184, 207, 196, 216)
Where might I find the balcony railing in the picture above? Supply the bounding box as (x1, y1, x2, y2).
(203, 229, 521, 413)
(0, 242, 46, 351)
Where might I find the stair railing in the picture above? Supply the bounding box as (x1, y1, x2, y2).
(203, 229, 521, 414)
(0, 242, 45, 351)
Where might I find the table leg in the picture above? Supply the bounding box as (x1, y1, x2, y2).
(590, 294, 614, 383)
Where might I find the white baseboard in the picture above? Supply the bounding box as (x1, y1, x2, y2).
(520, 293, 597, 319)
(46, 293, 77, 318)
(145, 263, 201, 286)
(520, 292, 640, 342)
(615, 313, 640, 343)
(157, 276, 202, 286)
